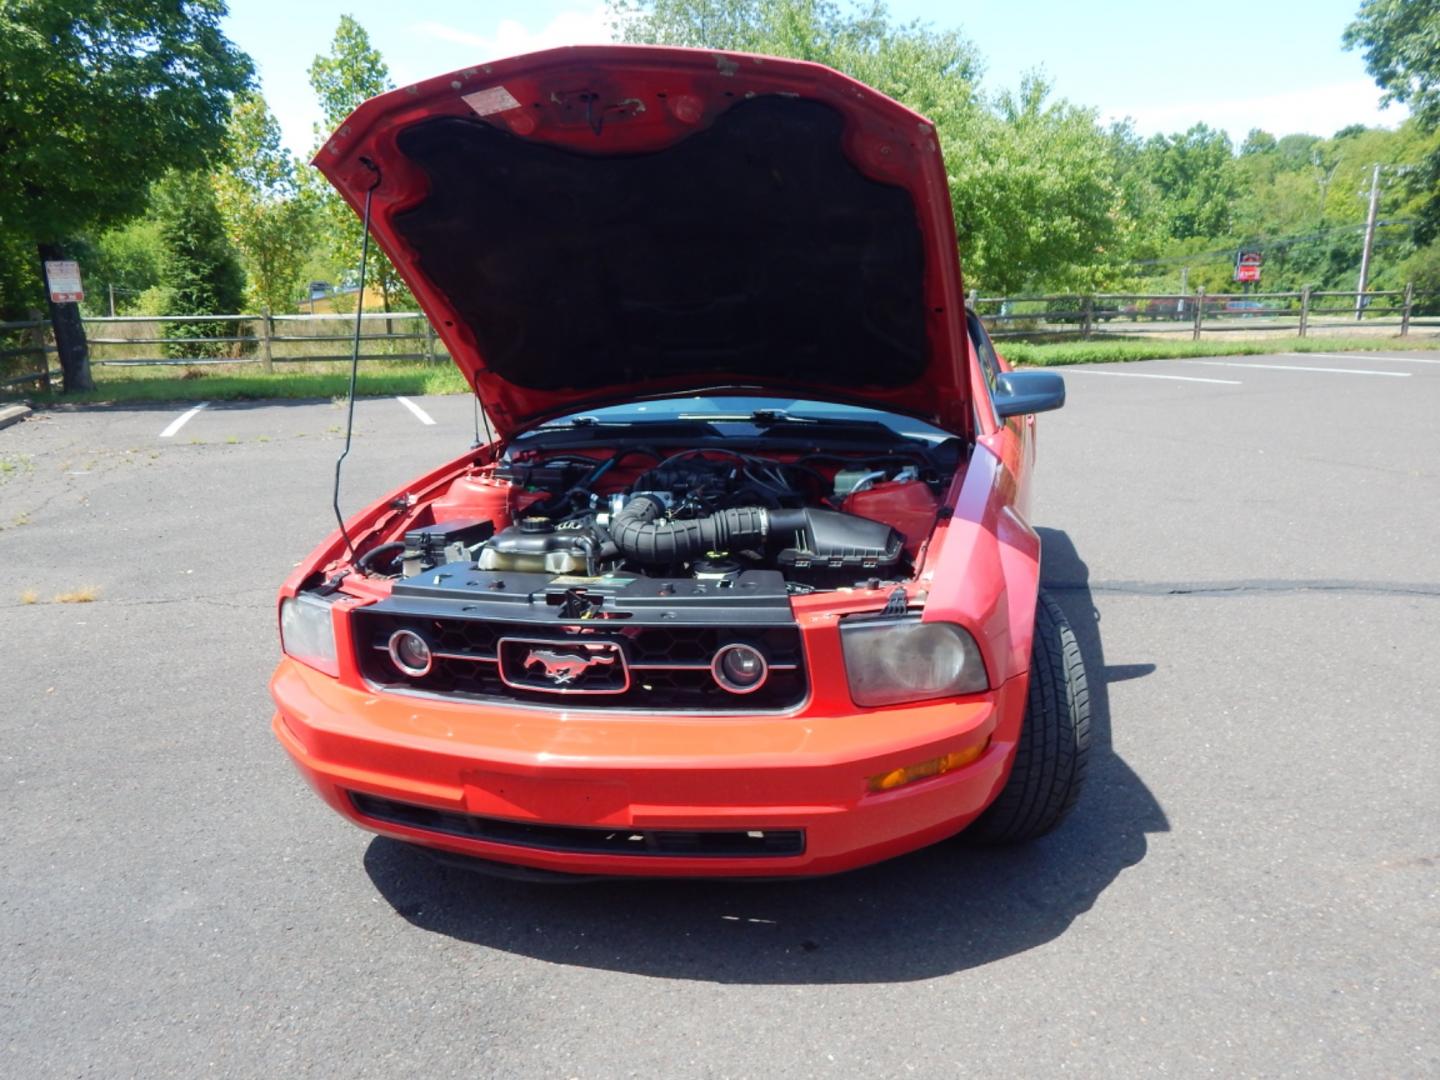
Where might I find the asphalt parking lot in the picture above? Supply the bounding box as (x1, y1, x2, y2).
(2, 349, 1437, 1077)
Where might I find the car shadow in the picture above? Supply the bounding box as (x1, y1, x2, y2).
(362, 527, 1167, 983)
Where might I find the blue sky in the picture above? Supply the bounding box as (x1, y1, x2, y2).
(221, 0, 1405, 157)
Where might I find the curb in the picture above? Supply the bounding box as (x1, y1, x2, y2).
(0, 404, 33, 431)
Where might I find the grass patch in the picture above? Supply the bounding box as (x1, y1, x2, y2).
(20, 589, 39, 605)
(1004, 335, 1440, 367)
(11, 360, 469, 406)
(0, 454, 34, 483)
(52, 586, 100, 604)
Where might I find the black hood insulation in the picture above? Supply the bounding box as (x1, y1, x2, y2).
(391, 96, 928, 394)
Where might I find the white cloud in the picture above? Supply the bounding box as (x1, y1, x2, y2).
(411, 5, 614, 62)
(1102, 79, 1408, 141)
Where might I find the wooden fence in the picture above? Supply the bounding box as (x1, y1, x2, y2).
(968, 285, 1440, 340)
(0, 317, 60, 390)
(79, 311, 447, 368)
(4, 288, 1439, 391)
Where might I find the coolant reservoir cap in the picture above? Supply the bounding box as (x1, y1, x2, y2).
(519, 516, 554, 534)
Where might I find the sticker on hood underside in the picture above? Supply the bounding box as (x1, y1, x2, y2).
(462, 85, 521, 116)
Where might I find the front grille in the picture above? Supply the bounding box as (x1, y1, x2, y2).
(350, 792, 805, 857)
(353, 609, 807, 711)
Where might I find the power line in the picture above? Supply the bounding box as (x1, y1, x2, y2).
(1119, 218, 1417, 268)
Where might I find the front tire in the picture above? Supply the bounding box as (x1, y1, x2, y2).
(967, 589, 1090, 844)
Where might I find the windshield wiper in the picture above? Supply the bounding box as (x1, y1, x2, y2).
(746, 412, 909, 441)
(529, 415, 611, 431)
(749, 407, 799, 423)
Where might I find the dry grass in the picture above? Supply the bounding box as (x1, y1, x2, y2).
(52, 586, 100, 604)
(20, 589, 39, 604)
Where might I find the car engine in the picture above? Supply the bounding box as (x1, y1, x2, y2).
(383, 446, 951, 595)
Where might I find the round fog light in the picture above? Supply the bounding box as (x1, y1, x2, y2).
(388, 628, 433, 677)
(712, 643, 768, 694)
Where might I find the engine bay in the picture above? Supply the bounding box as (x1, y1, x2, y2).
(367, 435, 962, 599)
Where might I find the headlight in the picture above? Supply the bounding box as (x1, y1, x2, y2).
(279, 593, 339, 676)
(840, 617, 988, 707)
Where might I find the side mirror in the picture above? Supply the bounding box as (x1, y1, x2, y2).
(994, 370, 1065, 418)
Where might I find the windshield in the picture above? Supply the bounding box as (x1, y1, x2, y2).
(528, 396, 955, 444)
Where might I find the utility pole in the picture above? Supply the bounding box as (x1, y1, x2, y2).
(1355, 163, 1381, 320)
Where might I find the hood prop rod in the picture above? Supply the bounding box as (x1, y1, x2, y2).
(471, 393, 493, 450)
(332, 158, 382, 564)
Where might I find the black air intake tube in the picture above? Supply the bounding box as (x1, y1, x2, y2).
(610, 495, 902, 570)
(610, 494, 778, 563)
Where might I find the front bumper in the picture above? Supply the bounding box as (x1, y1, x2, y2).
(271, 657, 1028, 878)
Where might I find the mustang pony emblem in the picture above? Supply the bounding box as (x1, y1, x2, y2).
(524, 646, 617, 685)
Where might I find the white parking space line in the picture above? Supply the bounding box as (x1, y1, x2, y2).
(1188, 361, 1411, 378)
(1067, 369, 1241, 385)
(159, 402, 209, 438)
(395, 396, 437, 426)
(1281, 352, 1440, 365)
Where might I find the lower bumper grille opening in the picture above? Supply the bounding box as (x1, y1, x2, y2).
(350, 792, 805, 858)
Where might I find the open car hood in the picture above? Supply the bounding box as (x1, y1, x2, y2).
(314, 45, 972, 437)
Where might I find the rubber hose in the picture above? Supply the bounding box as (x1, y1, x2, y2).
(610, 495, 801, 564)
(356, 541, 405, 576)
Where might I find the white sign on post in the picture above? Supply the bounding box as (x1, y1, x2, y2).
(44, 260, 84, 303)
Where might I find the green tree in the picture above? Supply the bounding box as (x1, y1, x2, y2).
(1345, 1, 1440, 125)
(0, 0, 252, 388)
(1346, 0, 1440, 240)
(953, 78, 1127, 294)
(1138, 124, 1238, 240)
(73, 218, 167, 317)
(1398, 238, 1440, 304)
(1240, 129, 1277, 156)
(214, 92, 316, 314)
(0, 232, 42, 321)
(153, 171, 247, 358)
(1104, 122, 1168, 269)
(307, 15, 411, 317)
(1275, 133, 1322, 168)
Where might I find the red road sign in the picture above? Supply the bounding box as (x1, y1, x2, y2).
(1234, 249, 1262, 284)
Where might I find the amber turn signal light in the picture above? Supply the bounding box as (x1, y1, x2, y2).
(867, 737, 991, 793)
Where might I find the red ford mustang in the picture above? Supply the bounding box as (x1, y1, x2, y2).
(271, 45, 1089, 879)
